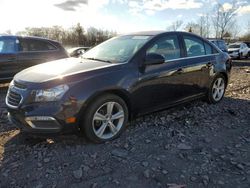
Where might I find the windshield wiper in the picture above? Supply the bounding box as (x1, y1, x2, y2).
(83, 57, 112, 64)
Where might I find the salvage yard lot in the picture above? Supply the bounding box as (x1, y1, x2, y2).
(0, 59, 249, 188)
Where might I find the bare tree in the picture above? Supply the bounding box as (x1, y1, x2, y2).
(212, 2, 238, 39)
(201, 13, 211, 38)
(167, 20, 183, 31)
(16, 25, 116, 47)
(185, 22, 201, 35)
(247, 20, 250, 34)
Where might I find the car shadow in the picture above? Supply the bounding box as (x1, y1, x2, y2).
(0, 96, 249, 187)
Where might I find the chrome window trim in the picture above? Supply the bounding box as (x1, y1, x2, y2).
(164, 53, 220, 63)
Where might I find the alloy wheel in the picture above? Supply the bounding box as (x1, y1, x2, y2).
(92, 102, 125, 140)
(212, 77, 225, 102)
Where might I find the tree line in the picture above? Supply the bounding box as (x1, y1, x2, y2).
(4, 2, 249, 46)
(16, 23, 117, 48)
(166, 2, 250, 42)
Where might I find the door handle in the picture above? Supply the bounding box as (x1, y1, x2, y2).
(176, 68, 184, 74)
(206, 62, 213, 67)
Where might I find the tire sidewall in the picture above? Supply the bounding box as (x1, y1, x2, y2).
(81, 94, 128, 143)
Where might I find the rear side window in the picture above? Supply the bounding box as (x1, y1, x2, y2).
(0, 38, 16, 53)
(20, 39, 57, 52)
(147, 35, 181, 61)
(184, 36, 205, 57)
(204, 42, 213, 55)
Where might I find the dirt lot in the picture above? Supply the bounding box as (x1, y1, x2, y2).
(0, 60, 249, 188)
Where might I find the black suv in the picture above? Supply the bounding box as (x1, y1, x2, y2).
(6, 31, 231, 143)
(208, 39, 228, 53)
(0, 35, 68, 82)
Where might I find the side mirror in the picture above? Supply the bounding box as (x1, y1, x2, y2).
(145, 53, 165, 65)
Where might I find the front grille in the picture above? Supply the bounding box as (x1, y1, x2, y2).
(14, 81, 27, 90)
(7, 90, 22, 107)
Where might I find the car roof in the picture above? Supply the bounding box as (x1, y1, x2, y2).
(125, 30, 166, 36)
(0, 34, 59, 43)
(123, 31, 202, 37)
(207, 38, 225, 41)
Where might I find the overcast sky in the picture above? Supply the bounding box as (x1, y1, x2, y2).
(0, 0, 249, 34)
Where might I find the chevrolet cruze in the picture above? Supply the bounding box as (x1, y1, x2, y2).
(6, 31, 231, 143)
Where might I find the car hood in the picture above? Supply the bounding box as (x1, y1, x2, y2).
(14, 58, 119, 83)
(228, 48, 239, 51)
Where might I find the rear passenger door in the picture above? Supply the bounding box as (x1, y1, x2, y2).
(17, 38, 58, 71)
(180, 34, 216, 95)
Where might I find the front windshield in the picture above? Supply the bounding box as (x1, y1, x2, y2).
(228, 44, 240, 48)
(82, 35, 152, 63)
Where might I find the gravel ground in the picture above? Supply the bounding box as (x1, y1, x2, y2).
(0, 60, 249, 188)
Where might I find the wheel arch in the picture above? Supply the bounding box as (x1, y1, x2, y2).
(78, 89, 133, 123)
(217, 71, 228, 86)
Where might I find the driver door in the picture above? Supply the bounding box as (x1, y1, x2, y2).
(133, 34, 186, 113)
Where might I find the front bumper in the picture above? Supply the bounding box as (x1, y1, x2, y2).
(8, 112, 62, 134)
(7, 103, 79, 135)
(5, 80, 83, 135)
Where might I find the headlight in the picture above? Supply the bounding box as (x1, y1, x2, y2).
(34, 84, 69, 102)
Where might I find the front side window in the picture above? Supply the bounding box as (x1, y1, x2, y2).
(82, 35, 152, 63)
(184, 36, 205, 57)
(146, 35, 181, 61)
(0, 37, 16, 54)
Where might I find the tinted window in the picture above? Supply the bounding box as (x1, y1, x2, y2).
(147, 35, 181, 61)
(218, 41, 226, 49)
(184, 36, 205, 57)
(0, 38, 16, 53)
(20, 39, 57, 52)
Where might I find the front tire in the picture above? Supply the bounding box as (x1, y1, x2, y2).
(80, 94, 128, 143)
(207, 74, 226, 104)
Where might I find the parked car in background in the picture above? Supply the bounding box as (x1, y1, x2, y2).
(0, 35, 68, 82)
(208, 39, 228, 53)
(243, 41, 250, 56)
(228, 42, 249, 59)
(6, 31, 231, 143)
(67, 47, 90, 58)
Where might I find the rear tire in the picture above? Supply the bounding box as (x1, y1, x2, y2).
(80, 94, 128, 143)
(206, 74, 226, 104)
